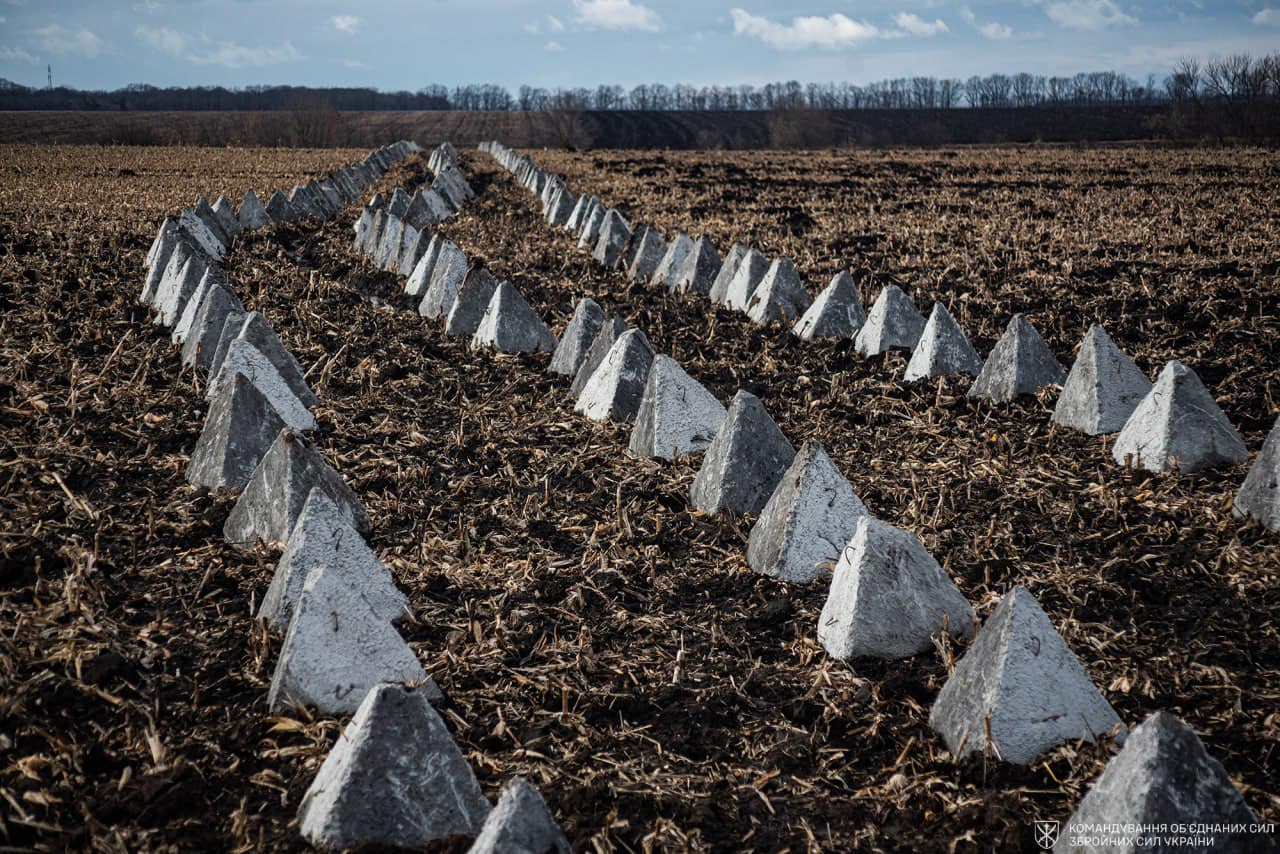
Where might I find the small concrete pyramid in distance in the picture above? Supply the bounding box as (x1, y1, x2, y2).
(564, 194, 596, 233)
(265, 189, 296, 223)
(1111, 360, 1247, 473)
(399, 228, 431, 279)
(573, 328, 655, 423)
(929, 585, 1124, 765)
(817, 516, 974, 660)
(708, 243, 747, 305)
(1053, 711, 1278, 854)
(259, 488, 408, 631)
(650, 233, 694, 291)
(746, 440, 868, 584)
(1052, 324, 1152, 435)
(625, 226, 667, 283)
(268, 564, 439, 716)
(419, 240, 467, 320)
(388, 187, 411, 218)
(690, 390, 796, 516)
(471, 281, 557, 354)
(238, 189, 271, 230)
(968, 314, 1067, 402)
(546, 186, 576, 227)
(722, 248, 770, 312)
(854, 284, 926, 357)
(577, 201, 606, 249)
(904, 302, 982, 382)
(619, 222, 650, 272)
(297, 683, 489, 852)
(793, 272, 865, 342)
(1234, 415, 1280, 531)
(628, 355, 726, 461)
(746, 256, 813, 325)
(445, 267, 501, 338)
(569, 316, 627, 398)
(224, 428, 372, 548)
(549, 297, 604, 377)
(148, 238, 192, 309)
(211, 195, 241, 239)
(180, 280, 244, 370)
(591, 208, 631, 269)
(405, 234, 443, 298)
(187, 373, 286, 490)
(673, 236, 722, 296)
(468, 777, 571, 854)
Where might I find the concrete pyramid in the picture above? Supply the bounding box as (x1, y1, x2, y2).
(260, 489, 408, 630)
(546, 186, 576, 227)
(794, 272, 865, 341)
(395, 223, 420, 274)
(155, 253, 207, 328)
(817, 516, 974, 660)
(708, 243, 748, 305)
(929, 585, 1124, 765)
(690, 390, 796, 516)
(468, 778, 570, 854)
(187, 373, 287, 490)
(1111, 361, 1247, 473)
(297, 684, 488, 851)
(628, 355, 726, 460)
(374, 216, 405, 271)
(746, 257, 813, 325)
(367, 192, 386, 211)
(1052, 324, 1152, 435)
(564, 194, 596, 233)
(419, 240, 467, 320)
(388, 187, 411, 218)
(212, 338, 316, 433)
(591, 209, 632, 269)
(140, 228, 180, 306)
(171, 268, 223, 345)
(399, 228, 431, 279)
(211, 196, 240, 240)
(673, 236, 722, 296)
(650, 233, 694, 291)
(360, 209, 386, 257)
(854, 285, 926, 357)
(904, 303, 982, 382)
(549, 297, 604, 377)
(149, 237, 192, 309)
(1234, 416, 1280, 531)
(224, 429, 371, 547)
(405, 234, 443, 298)
(722, 248, 770, 312)
(471, 281, 557, 354)
(625, 226, 667, 283)
(1054, 712, 1276, 854)
(265, 189, 295, 223)
(569, 316, 627, 398)
(208, 309, 246, 379)
(238, 189, 271, 230)
(189, 201, 229, 254)
(746, 440, 868, 584)
(289, 185, 323, 220)
(268, 565, 435, 715)
(573, 329, 655, 422)
(969, 314, 1067, 402)
(445, 267, 501, 338)
(145, 217, 177, 269)
(577, 201, 606, 249)
(180, 281, 244, 370)
(217, 311, 318, 408)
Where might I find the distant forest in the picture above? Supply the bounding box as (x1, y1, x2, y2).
(1, 52, 1277, 113)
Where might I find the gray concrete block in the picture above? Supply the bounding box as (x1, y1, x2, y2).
(145, 217, 177, 269)
(592, 209, 632, 270)
(419, 240, 468, 320)
(180, 281, 244, 370)
(722, 248, 769, 312)
(574, 328, 655, 422)
(405, 234, 443, 298)
(1234, 415, 1280, 531)
(155, 253, 206, 328)
(445, 267, 501, 338)
(969, 314, 1066, 402)
(468, 777, 570, 854)
(625, 226, 667, 283)
(563, 194, 595, 233)
(211, 339, 316, 433)
(238, 189, 271, 230)
(708, 243, 748, 305)
(374, 216, 405, 271)
(225, 311, 318, 408)
(265, 189, 296, 223)
(171, 267, 223, 344)
(570, 316, 627, 398)
(398, 227, 431, 279)
(211, 195, 241, 239)
(794, 272, 865, 341)
(651, 233, 694, 291)
(746, 257, 813, 325)
(577, 201, 607, 250)
(187, 373, 287, 490)
(549, 297, 604, 377)
(673, 236, 722, 297)
(388, 187, 412, 218)
(1052, 324, 1152, 435)
(690, 390, 796, 516)
(904, 302, 982, 381)
(472, 281, 557, 354)
(854, 285, 926, 357)
(141, 229, 182, 306)
(628, 354, 726, 461)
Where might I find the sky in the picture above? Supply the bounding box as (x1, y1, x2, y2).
(0, 0, 1276, 92)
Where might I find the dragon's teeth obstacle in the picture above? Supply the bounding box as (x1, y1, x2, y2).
(187, 373, 287, 490)
(854, 284, 926, 357)
(903, 302, 982, 382)
(689, 390, 796, 516)
(573, 328, 655, 422)
(468, 777, 572, 854)
(1234, 416, 1280, 531)
(793, 271, 865, 341)
(745, 257, 813, 325)
(471, 281, 557, 354)
(968, 314, 1066, 402)
(628, 355, 726, 460)
(549, 298, 605, 377)
(1051, 324, 1151, 435)
(570, 316, 627, 398)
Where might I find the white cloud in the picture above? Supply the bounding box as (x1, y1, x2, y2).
(1253, 8, 1280, 25)
(545, 40, 565, 51)
(331, 15, 361, 34)
(342, 58, 368, 68)
(960, 6, 1013, 38)
(893, 12, 948, 36)
(32, 24, 101, 58)
(1044, 0, 1136, 30)
(730, 9, 884, 50)
(190, 40, 302, 68)
(524, 21, 541, 33)
(135, 25, 188, 56)
(571, 0, 661, 31)
(548, 14, 565, 31)
(0, 45, 36, 62)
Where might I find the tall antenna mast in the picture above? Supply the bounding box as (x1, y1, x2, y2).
(47, 65, 52, 89)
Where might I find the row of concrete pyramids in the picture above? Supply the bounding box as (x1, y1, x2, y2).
(141, 141, 569, 852)
(485, 141, 1279, 531)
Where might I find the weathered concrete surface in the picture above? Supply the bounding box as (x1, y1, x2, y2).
(708, 243, 748, 305)
(969, 314, 1066, 402)
(187, 373, 286, 490)
(628, 355, 726, 460)
(549, 298, 604, 377)
(1111, 360, 1247, 474)
(747, 440, 868, 584)
(574, 328, 655, 422)
(793, 272, 865, 341)
(297, 684, 488, 852)
(171, 268, 223, 345)
(690, 390, 796, 516)
(1234, 416, 1280, 531)
(1052, 324, 1151, 435)
(374, 216, 405, 271)
(904, 303, 982, 381)
(224, 429, 371, 548)
(673, 237, 722, 296)
(360, 209, 387, 257)
(180, 281, 244, 370)
(259, 489, 408, 630)
(650, 233, 694, 291)
(238, 189, 272, 230)
(405, 234, 443, 298)
(570, 316, 627, 398)
(722, 248, 770, 312)
(817, 516, 974, 660)
(445, 267, 501, 338)
(265, 189, 296, 223)
(854, 285, 926, 357)
(1054, 712, 1277, 854)
(564, 194, 597, 233)
(577, 201, 607, 249)
(746, 257, 813, 325)
(419, 240, 468, 319)
(140, 227, 180, 306)
(155, 254, 206, 328)
(929, 586, 1124, 765)
(398, 228, 430, 279)
(396, 224, 421, 275)
(546, 186, 576, 228)
(211, 195, 241, 240)
(388, 187, 412, 218)
(208, 308, 247, 380)
(625, 227, 667, 283)
(592, 209, 632, 269)
(222, 311, 318, 407)
(467, 777, 571, 854)
(145, 217, 177, 269)
(472, 281, 557, 354)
